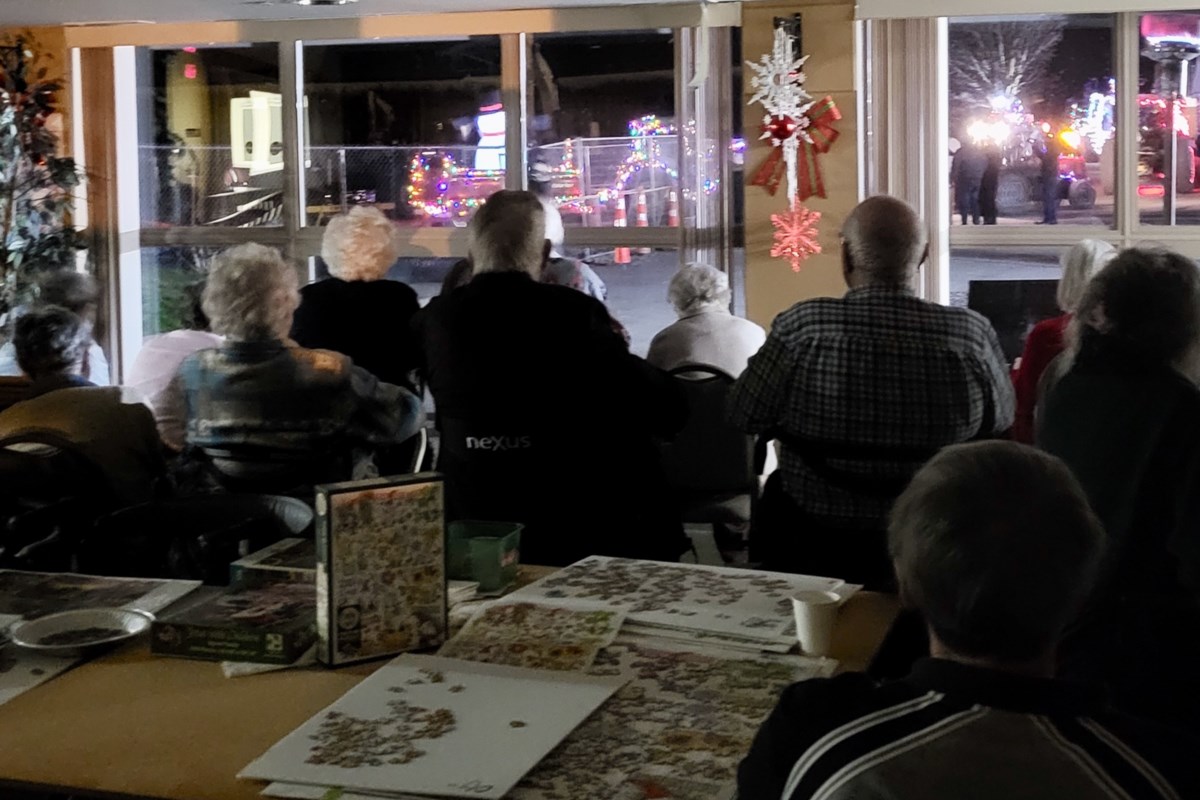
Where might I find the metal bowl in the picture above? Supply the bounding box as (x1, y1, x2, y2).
(8, 608, 155, 658)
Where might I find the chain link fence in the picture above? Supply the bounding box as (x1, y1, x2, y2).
(139, 136, 683, 229)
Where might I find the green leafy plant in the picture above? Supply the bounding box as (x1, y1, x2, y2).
(0, 36, 86, 318)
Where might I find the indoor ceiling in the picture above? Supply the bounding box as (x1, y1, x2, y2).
(0, 0, 698, 27)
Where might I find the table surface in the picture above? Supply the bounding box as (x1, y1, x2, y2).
(0, 578, 899, 800)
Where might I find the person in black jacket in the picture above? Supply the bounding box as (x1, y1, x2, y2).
(290, 206, 421, 391)
(413, 190, 688, 566)
(739, 441, 1196, 800)
(1039, 247, 1200, 728)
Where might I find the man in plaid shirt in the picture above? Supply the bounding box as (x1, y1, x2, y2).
(730, 196, 1014, 587)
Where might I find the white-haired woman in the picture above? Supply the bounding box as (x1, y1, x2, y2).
(1011, 239, 1115, 442)
(646, 264, 765, 377)
(290, 205, 421, 391)
(537, 197, 608, 301)
(180, 243, 423, 489)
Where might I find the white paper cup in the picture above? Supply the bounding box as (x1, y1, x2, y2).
(791, 591, 842, 657)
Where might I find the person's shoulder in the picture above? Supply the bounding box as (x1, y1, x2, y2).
(770, 296, 845, 334)
(289, 345, 353, 379)
(1086, 710, 1200, 794)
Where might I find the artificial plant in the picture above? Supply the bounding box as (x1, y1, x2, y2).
(0, 36, 85, 319)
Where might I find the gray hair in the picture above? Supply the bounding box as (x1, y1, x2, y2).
(668, 264, 730, 316)
(840, 195, 927, 285)
(38, 270, 100, 321)
(538, 196, 565, 256)
(1070, 247, 1200, 376)
(321, 205, 401, 282)
(13, 305, 89, 379)
(468, 190, 546, 278)
(202, 244, 299, 340)
(1057, 239, 1115, 313)
(889, 441, 1104, 662)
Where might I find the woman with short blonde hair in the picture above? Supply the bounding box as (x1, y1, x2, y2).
(290, 206, 421, 390)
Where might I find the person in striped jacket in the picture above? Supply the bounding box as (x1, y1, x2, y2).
(738, 441, 1196, 800)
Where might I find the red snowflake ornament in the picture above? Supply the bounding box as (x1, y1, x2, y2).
(771, 204, 822, 272)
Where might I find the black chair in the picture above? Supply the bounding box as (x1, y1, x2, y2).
(82, 494, 314, 584)
(658, 365, 762, 555)
(0, 431, 113, 572)
(0, 376, 32, 414)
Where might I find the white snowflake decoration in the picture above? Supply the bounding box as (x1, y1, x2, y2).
(746, 26, 815, 206)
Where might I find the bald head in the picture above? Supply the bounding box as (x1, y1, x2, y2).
(840, 196, 927, 287)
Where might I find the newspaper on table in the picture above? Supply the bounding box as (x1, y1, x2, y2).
(0, 571, 200, 706)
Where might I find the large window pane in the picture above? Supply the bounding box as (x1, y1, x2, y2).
(1138, 12, 1200, 225)
(302, 37, 502, 227)
(137, 44, 283, 228)
(527, 30, 678, 229)
(948, 15, 1115, 227)
(951, 247, 1063, 364)
(140, 246, 220, 337)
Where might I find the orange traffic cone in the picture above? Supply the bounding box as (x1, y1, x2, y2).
(614, 196, 631, 265)
(667, 189, 679, 228)
(635, 191, 651, 254)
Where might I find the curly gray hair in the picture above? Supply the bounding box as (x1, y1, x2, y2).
(667, 264, 731, 316)
(321, 205, 401, 282)
(202, 244, 299, 340)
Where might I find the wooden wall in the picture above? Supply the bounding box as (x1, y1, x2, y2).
(742, 0, 859, 328)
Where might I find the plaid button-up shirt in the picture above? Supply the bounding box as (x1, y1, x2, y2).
(730, 285, 1014, 525)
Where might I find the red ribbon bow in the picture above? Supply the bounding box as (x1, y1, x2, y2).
(750, 96, 842, 201)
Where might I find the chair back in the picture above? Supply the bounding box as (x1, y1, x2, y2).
(0, 431, 112, 571)
(83, 494, 314, 583)
(659, 364, 756, 496)
(0, 376, 32, 413)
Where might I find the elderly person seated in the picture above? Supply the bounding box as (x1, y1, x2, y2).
(124, 282, 223, 452)
(739, 441, 1196, 800)
(180, 244, 423, 488)
(0, 306, 164, 506)
(290, 206, 421, 391)
(414, 189, 687, 566)
(1010, 239, 1114, 442)
(1039, 247, 1200, 728)
(538, 197, 608, 301)
(647, 264, 765, 376)
(730, 196, 1012, 588)
(0, 270, 110, 385)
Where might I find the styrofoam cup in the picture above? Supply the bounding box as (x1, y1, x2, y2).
(791, 591, 842, 657)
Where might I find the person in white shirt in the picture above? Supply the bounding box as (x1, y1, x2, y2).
(124, 282, 222, 451)
(646, 263, 766, 377)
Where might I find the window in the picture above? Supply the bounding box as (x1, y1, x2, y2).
(527, 30, 678, 229)
(137, 44, 283, 228)
(1138, 12, 1200, 225)
(140, 246, 219, 337)
(302, 37, 502, 227)
(950, 247, 1063, 363)
(947, 15, 1115, 227)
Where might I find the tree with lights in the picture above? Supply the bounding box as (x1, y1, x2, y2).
(949, 20, 1066, 117)
(0, 36, 85, 319)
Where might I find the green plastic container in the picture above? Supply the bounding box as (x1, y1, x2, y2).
(447, 520, 522, 593)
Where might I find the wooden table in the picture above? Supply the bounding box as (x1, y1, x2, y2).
(0, 589, 898, 800)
